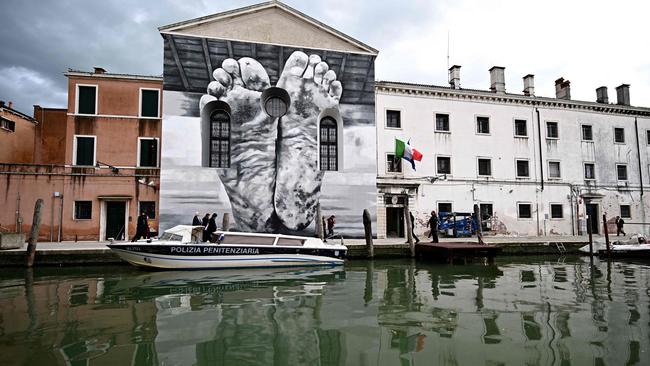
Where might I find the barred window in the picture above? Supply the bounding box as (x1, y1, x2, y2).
(319, 117, 338, 171)
(210, 110, 230, 168)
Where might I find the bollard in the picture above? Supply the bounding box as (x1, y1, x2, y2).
(587, 215, 593, 257)
(221, 213, 230, 231)
(603, 213, 610, 257)
(316, 204, 323, 240)
(406, 210, 415, 258)
(25, 199, 44, 268)
(363, 209, 374, 258)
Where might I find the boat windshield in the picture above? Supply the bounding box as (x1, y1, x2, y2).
(159, 232, 183, 242)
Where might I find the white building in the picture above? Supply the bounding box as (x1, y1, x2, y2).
(375, 66, 650, 238)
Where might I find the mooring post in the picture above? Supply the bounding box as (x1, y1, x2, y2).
(473, 204, 485, 245)
(316, 204, 324, 240)
(406, 210, 415, 258)
(363, 209, 374, 258)
(587, 215, 593, 258)
(221, 213, 230, 231)
(603, 213, 610, 257)
(25, 199, 44, 268)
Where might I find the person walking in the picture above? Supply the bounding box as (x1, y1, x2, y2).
(192, 212, 201, 226)
(408, 211, 420, 243)
(201, 213, 210, 242)
(428, 210, 439, 243)
(131, 211, 150, 242)
(327, 215, 336, 238)
(616, 216, 626, 236)
(205, 213, 218, 242)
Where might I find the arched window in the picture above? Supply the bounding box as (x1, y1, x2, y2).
(320, 117, 338, 171)
(210, 110, 230, 168)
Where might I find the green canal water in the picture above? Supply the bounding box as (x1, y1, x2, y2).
(0, 257, 648, 366)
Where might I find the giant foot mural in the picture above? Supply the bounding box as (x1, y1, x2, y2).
(199, 51, 342, 233)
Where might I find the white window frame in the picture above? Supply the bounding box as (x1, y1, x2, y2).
(517, 202, 533, 220)
(581, 124, 594, 142)
(477, 157, 492, 177)
(137, 137, 160, 168)
(613, 127, 626, 144)
(548, 160, 562, 179)
(386, 153, 403, 175)
(139, 88, 161, 118)
(436, 155, 452, 175)
(384, 108, 402, 130)
(513, 118, 528, 138)
(475, 115, 491, 135)
(515, 158, 530, 178)
(545, 121, 559, 140)
(620, 204, 632, 219)
(437, 201, 453, 214)
(434, 111, 451, 133)
(73, 200, 93, 221)
(72, 134, 97, 167)
(549, 203, 564, 220)
(583, 162, 596, 181)
(616, 163, 628, 182)
(75, 84, 98, 116)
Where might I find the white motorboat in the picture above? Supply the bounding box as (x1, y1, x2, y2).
(579, 235, 650, 258)
(107, 225, 347, 269)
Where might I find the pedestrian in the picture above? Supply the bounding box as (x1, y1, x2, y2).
(327, 215, 336, 237)
(192, 211, 201, 226)
(408, 211, 420, 243)
(131, 211, 150, 242)
(201, 213, 210, 242)
(428, 210, 439, 243)
(205, 213, 218, 242)
(616, 216, 626, 236)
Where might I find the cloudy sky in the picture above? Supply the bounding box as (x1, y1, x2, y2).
(1, 0, 648, 114)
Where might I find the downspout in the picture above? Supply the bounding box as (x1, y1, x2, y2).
(536, 108, 544, 191)
(634, 117, 645, 235)
(569, 185, 575, 236)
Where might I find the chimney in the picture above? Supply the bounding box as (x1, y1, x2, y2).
(8, 101, 13, 109)
(522, 74, 535, 96)
(448, 65, 461, 89)
(93, 67, 106, 74)
(555, 77, 571, 100)
(489, 66, 506, 94)
(0, 100, 4, 108)
(615, 84, 630, 106)
(596, 86, 608, 104)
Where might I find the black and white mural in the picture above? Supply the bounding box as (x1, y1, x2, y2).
(160, 35, 376, 236)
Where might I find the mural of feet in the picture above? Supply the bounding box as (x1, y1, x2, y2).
(274, 51, 342, 231)
(200, 57, 277, 232)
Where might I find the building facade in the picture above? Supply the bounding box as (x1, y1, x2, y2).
(158, 1, 378, 236)
(0, 69, 163, 241)
(376, 68, 650, 238)
(0, 100, 38, 163)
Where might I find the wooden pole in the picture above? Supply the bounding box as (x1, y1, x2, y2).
(316, 204, 323, 240)
(26, 199, 44, 268)
(473, 204, 485, 245)
(587, 215, 593, 257)
(221, 213, 230, 231)
(363, 209, 374, 258)
(406, 210, 415, 258)
(603, 213, 610, 257)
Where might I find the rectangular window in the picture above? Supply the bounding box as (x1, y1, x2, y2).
(518, 203, 532, 219)
(77, 85, 97, 115)
(514, 119, 527, 137)
(386, 154, 402, 173)
(617, 164, 628, 181)
(138, 138, 159, 167)
(435, 113, 450, 132)
(476, 116, 490, 134)
(647, 130, 650, 145)
(582, 125, 593, 141)
(516, 159, 529, 178)
(386, 110, 401, 128)
(546, 122, 559, 139)
(548, 161, 561, 178)
(0, 117, 16, 132)
(74, 201, 92, 220)
(139, 201, 156, 219)
(620, 205, 631, 219)
(478, 158, 492, 176)
(550, 204, 563, 219)
(614, 127, 625, 143)
(437, 156, 451, 174)
(74, 135, 96, 166)
(438, 202, 452, 213)
(140, 89, 160, 118)
(584, 163, 595, 180)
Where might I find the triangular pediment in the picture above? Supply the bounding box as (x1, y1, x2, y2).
(159, 1, 377, 55)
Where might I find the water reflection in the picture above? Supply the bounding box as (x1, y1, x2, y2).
(0, 258, 649, 365)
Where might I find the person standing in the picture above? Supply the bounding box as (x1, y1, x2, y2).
(409, 211, 420, 243)
(192, 212, 201, 226)
(205, 213, 218, 242)
(201, 213, 210, 242)
(327, 215, 336, 237)
(131, 212, 150, 242)
(616, 216, 626, 236)
(428, 210, 439, 243)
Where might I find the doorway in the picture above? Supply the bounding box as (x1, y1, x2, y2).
(386, 207, 405, 238)
(586, 203, 599, 234)
(480, 203, 494, 231)
(106, 201, 127, 240)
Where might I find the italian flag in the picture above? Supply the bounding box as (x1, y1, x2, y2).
(395, 138, 423, 170)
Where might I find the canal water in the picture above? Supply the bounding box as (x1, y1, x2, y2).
(0, 257, 648, 366)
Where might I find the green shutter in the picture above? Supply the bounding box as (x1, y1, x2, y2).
(78, 86, 96, 114)
(141, 90, 159, 117)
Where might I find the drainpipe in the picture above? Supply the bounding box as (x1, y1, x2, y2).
(569, 185, 575, 236)
(634, 117, 643, 196)
(536, 108, 544, 191)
